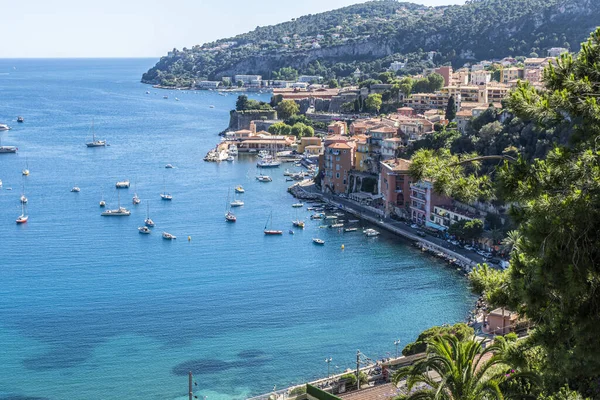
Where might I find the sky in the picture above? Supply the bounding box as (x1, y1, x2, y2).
(0, 0, 465, 58)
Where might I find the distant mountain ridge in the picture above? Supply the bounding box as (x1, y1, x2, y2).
(142, 0, 599, 86)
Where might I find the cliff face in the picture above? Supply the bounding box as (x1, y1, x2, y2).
(142, 0, 600, 85)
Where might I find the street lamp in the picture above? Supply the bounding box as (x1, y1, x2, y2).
(394, 339, 401, 358)
(325, 357, 332, 377)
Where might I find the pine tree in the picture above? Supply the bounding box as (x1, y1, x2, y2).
(445, 94, 456, 121)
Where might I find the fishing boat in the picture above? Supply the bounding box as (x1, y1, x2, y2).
(292, 203, 304, 208)
(116, 180, 130, 188)
(138, 226, 151, 234)
(85, 120, 107, 147)
(145, 203, 155, 227)
(17, 116, 24, 123)
(71, 186, 80, 192)
(312, 238, 325, 245)
(344, 227, 358, 232)
(235, 186, 245, 193)
(16, 203, 28, 224)
(101, 191, 131, 216)
(264, 212, 283, 235)
(162, 232, 176, 240)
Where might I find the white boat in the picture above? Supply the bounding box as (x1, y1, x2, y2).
(145, 203, 155, 227)
(138, 226, 151, 234)
(116, 180, 130, 188)
(264, 211, 283, 235)
(20, 194, 28, 204)
(364, 228, 380, 237)
(0, 146, 17, 153)
(330, 223, 344, 228)
(209, 105, 215, 108)
(344, 227, 358, 232)
(22, 157, 29, 176)
(133, 193, 141, 205)
(258, 150, 269, 158)
(256, 175, 272, 182)
(101, 191, 130, 216)
(313, 238, 325, 245)
(99, 199, 106, 207)
(292, 203, 304, 208)
(0, 124, 10, 131)
(348, 219, 360, 223)
(85, 120, 107, 147)
(228, 145, 238, 156)
(162, 232, 176, 240)
(0, 179, 2, 188)
(225, 189, 236, 222)
(230, 199, 244, 207)
(165, 164, 174, 169)
(235, 186, 245, 193)
(226, 155, 235, 162)
(163, 95, 168, 99)
(175, 97, 180, 101)
(16, 202, 28, 224)
(257, 159, 281, 168)
(160, 177, 172, 200)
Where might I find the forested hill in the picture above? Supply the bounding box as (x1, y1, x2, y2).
(142, 0, 599, 86)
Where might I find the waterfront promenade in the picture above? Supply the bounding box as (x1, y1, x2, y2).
(290, 181, 489, 269)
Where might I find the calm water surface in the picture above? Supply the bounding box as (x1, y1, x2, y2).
(0, 59, 475, 400)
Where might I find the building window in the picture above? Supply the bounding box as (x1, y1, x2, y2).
(336, 156, 340, 162)
(336, 164, 340, 171)
(336, 173, 340, 179)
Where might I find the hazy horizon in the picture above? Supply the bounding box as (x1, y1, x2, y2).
(2, 0, 465, 59)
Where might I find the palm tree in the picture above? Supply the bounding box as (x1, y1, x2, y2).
(391, 335, 538, 400)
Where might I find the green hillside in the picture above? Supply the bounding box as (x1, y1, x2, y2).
(142, 0, 599, 86)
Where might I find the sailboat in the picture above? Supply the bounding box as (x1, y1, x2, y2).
(132, 183, 141, 205)
(101, 191, 131, 216)
(86, 120, 106, 147)
(225, 189, 236, 222)
(230, 188, 244, 207)
(264, 211, 283, 235)
(145, 203, 155, 227)
(20, 185, 28, 204)
(292, 209, 305, 228)
(160, 177, 172, 200)
(22, 157, 29, 176)
(16, 202, 28, 224)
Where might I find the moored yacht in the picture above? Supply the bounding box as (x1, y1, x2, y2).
(225, 210, 237, 222)
(235, 186, 245, 193)
(138, 226, 151, 234)
(101, 206, 131, 216)
(0, 124, 10, 131)
(115, 180, 130, 188)
(162, 232, 176, 240)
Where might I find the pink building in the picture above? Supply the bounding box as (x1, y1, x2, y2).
(435, 66, 453, 87)
(409, 181, 451, 225)
(380, 158, 413, 217)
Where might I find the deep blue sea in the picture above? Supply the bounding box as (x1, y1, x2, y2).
(0, 59, 475, 400)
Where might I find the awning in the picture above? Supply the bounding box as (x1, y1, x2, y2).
(426, 221, 448, 231)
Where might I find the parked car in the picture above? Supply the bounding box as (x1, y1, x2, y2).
(464, 245, 474, 251)
(416, 230, 426, 237)
(410, 224, 418, 229)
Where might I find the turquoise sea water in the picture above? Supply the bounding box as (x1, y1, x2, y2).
(0, 59, 475, 400)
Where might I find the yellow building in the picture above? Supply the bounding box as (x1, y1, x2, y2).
(354, 137, 371, 172)
(297, 136, 322, 154)
(500, 67, 524, 84)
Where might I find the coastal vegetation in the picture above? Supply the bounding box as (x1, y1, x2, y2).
(402, 28, 600, 398)
(142, 0, 600, 86)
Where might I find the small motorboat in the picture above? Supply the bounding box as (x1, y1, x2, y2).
(99, 200, 106, 207)
(292, 220, 305, 228)
(145, 218, 155, 227)
(162, 232, 176, 240)
(115, 180, 130, 188)
(138, 226, 151, 234)
(289, 230, 294, 235)
(364, 228, 380, 237)
(225, 211, 236, 222)
(235, 186, 245, 193)
(17, 116, 24, 123)
(230, 199, 244, 207)
(175, 97, 180, 101)
(264, 230, 283, 235)
(132, 194, 141, 205)
(330, 223, 344, 228)
(311, 213, 324, 220)
(165, 164, 174, 169)
(22, 169, 29, 176)
(292, 203, 304, 208)
(226, 155, 235, 162)
(71, 187, 80, 193)
(160, 193, 173, 201)
(256, 175, 272, 182)
(348, 219, 360, 223)
(344, 227, 358, 232)
(145, 91, 150, 94)
(209, 105, 215, 108)
(163, 95, 168, 99)
(313, 238, 325, 245)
